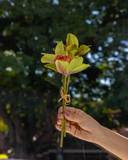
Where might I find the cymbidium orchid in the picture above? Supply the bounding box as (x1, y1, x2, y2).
(41, 33, 91, 147)
(41, 53, 90, 76)
(41, 34, 90, 75)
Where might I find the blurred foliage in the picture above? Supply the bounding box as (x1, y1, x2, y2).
(0, 0, 128, 158)
(0, 117, 8, 132)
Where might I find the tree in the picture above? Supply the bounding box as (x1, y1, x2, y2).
(0, 0, 128, 159)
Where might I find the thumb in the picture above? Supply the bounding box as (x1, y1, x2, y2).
(64, 110, 83, 123)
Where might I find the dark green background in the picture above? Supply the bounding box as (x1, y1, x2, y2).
(0, 0, 128, 159)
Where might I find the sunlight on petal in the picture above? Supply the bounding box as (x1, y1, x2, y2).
(70, 64, 90, 75)
(55, 41, 64, 55)
(66, 33, 79, 47)
(55, 60, 68, 75)
(41, 54, 56, 64)
(75, 45, 90, 56)
(45, 64, 57, 71)
(67, 57, 83, 73)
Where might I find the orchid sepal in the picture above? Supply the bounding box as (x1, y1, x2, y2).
(55, 41, 64, 55)
(55, 60, 68, 75)
(45, 63, 57, 72)
(54, 57, 89, 76)
(66, 33, 79, 47)
(63, 51, 68, 55)
(66, 57, 83, 73)
(70, 64, 90, 75)
(41, 54, 56, 64)
(66, 44, 77, 52)
(68, 50, 78, 59)
(56, 41, 60, 44)
(75, 45, 90, 56)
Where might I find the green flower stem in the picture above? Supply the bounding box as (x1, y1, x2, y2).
(64, 75, 70, 138)
(66, 75, 70, 94)
(60, 75, 70, 147)
(63, 75, 67, 138)
(60, 118, 64, 147)
(60, 75, 67, 147)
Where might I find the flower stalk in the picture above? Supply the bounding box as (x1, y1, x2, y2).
(60, 75, 70, 147)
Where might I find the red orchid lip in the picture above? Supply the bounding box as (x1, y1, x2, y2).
(55, 55, 71, 63)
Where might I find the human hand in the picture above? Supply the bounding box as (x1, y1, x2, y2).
(55, 106, 102, 143)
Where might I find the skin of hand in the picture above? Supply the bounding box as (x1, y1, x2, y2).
(55, 106, 128, 160)
(55, 106, 102, 143)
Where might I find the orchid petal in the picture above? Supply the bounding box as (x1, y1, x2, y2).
(41, 53, 46, 55)
(68, 50, 78, 59)
(55, 41, 64, 55)
(55, 60, 68, 75)
(41, 54, 56, 64)
(75, 45, 90, 56)
(67, 57, 83, 73)
(66, 33, 79, 47)
(70, 64, 90, 75)
(45, 64, 57, 72)
(63, 51, 68, 55)
(66, 44, 77, 51)
(56, 41, 60, 44)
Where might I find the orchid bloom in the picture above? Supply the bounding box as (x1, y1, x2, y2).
(41, 34, 90, 76)
(57, 33, 91, 59)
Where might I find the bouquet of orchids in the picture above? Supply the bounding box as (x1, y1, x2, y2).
(41, 33, 90, 147)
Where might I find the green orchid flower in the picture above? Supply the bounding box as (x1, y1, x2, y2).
(55, 56, 90, 75)
(42, 54, 90, 76)
(55, 33, 91, 59)
(66, 33, 91, 58)
(41, 45, 90, 76)
(41, 34, 90, 76)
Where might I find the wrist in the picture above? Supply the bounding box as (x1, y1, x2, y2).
(93, 124, 106, 144)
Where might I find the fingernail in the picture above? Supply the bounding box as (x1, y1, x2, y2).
(58, 114, 60, 117)
(64, 111, 69, 116)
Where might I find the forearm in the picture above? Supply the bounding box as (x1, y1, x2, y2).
(94, 126, 128, 160)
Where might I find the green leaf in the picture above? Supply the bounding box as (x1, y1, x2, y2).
(44, 76, 61, 88)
